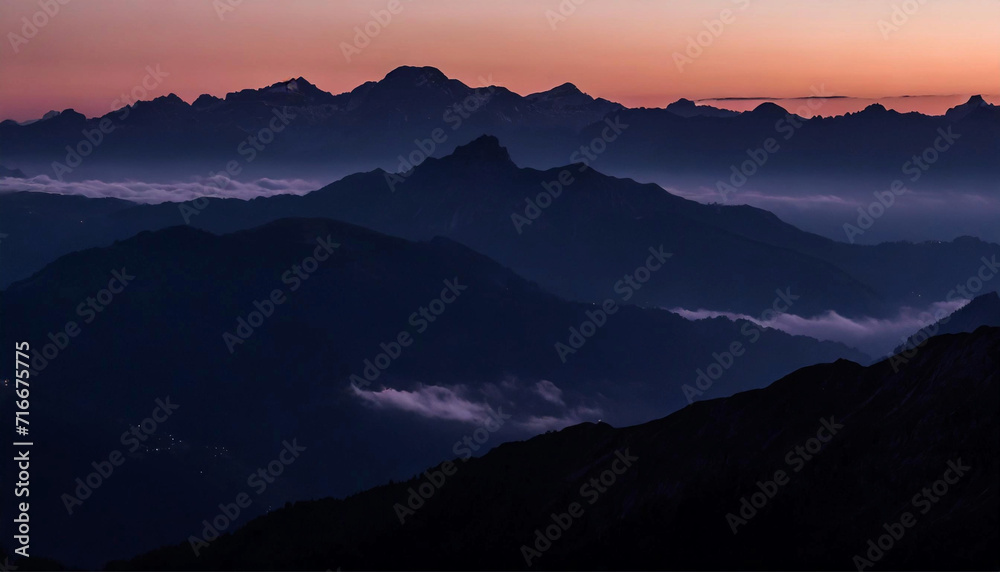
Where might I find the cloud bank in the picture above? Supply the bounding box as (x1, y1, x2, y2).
(671, 299, 970, 358)
(0, 175, 319, 204)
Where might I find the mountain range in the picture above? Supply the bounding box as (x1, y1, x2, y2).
(2, 64, 998, 571)
(1, 66, 996, 190)
(2, 136, 997, 326)
(0, 217, 870, 567)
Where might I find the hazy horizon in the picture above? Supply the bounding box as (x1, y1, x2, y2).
(2, 0, 999, 120)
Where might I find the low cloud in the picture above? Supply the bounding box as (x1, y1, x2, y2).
(534, 379, 565, 406)
(671, 299, 970, 357)
(0, 174, 318, 204)
(352, 378, 603, 433)
(351, 384, 495, 423)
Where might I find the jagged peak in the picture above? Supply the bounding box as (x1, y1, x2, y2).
(446, 135, 514, 165)
(151, 93, 187, 105)
(223, 76, 335, 103)
(193, 93, 223, 107)
(49, 108, 86, 121)
(945, 94, 992, 117)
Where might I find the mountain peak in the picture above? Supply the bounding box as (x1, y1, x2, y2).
(267, 76, 324, 94)
(44, 108, 87, 123)
(192, 93, 223, 109)
(152, 93, 187, 105)
(224, 76, 336, 105)
(944, 94, 992, 119)
(749, 101, 789, 116)
(965, 290, 1000, 307)
(667, 98, 696, 108)
(524, 82, 601, 109)
(382, 65, 449, 85)
(447, 135, 514, 165)
(551, 82, 582, 93)
(666, 98, 739, 118)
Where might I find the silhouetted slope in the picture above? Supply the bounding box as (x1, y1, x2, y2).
(110, 327, 999, 570)
(0, 218, 864, 567)
(895, 292, 1000, 354)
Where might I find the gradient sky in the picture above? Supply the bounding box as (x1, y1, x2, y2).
(1, 0, 998, 121)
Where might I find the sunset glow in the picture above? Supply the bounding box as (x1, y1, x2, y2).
(1, 0, 997, 121)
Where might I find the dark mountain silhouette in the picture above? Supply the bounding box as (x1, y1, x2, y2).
(0, 164, 25, 178)
(1, 137, 997, 318)
(0, 66, 621, 181)
(664, 98, 739, 118)
(944, 94, 992, 121)
(109, 327, 1000, 570)
(0, 218, 865, 567)
(0, 66, 995, 186)
(570, 94, 998, 186)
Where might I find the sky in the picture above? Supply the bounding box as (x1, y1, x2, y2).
(1, 0, 998, 121)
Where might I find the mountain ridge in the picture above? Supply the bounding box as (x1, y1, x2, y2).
(106, 326, 1000, 570)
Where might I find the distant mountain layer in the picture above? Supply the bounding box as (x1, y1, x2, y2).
(0, 217, 866, 567)
(0, 65, 996, 185)
(2, 136, 998, 318)
(895, 291, 1000, 354)
(110, 327, 1000, 570)
(0, 164, 25, 178)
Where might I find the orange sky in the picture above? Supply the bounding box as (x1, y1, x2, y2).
(1, 0, 997, 121)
